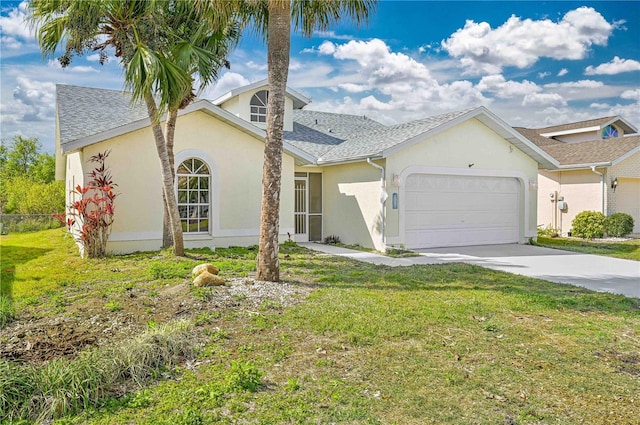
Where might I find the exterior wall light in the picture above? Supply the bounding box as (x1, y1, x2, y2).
(611, 177, 618, 192)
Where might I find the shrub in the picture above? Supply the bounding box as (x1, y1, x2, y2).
(323, 234, 341, 244)
(571, 211, 606, 239)
(605, 212, 634, 237)
(66, 151, 118, 258)
(537, 225, 559, 238)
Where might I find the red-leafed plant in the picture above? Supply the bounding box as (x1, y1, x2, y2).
(66, 151, 118, 258)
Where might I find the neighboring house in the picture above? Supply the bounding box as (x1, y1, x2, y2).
(56, 80, 557, 254)
(516, 117, 640, 235)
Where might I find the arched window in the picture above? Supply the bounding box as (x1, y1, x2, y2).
(176, 158, 210, 233)
(602, 125, 619, 139)
(250, 90, 268, 123)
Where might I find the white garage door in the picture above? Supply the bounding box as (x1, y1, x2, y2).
(404, 174, 520, 249)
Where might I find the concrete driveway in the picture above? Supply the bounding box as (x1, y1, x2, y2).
(415, 244, 640, 299)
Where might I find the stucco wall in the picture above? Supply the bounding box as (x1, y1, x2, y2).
(322, 161, 384, 250)
(78, 110, 295, 253)
(536, 169, 603, 236)
(220, 89, 294, 131)
(608, 151, 640, 232)
(65, 151, 85, 253)
(386, 118, 539, 246)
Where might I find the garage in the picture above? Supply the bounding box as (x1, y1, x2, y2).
(404, 174, 520, 249)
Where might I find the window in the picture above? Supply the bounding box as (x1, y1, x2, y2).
(176, 158, 210, 233)
(250, 90, 268, 123)
(602, 125, 619, 139)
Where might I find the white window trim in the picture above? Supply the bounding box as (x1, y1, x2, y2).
(250, 90, 268, 124)
(175, 150, 218, 237)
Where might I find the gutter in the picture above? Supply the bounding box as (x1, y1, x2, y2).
(590, 166, 605, 215)
(366, 158, 386, 252)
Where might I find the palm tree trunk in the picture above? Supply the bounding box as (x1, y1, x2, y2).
(144, 94, 185, 256)
(162, 109, 178, 248)
(256, 0, 290, 282)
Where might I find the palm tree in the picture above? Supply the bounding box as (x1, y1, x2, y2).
(219, 0, 377, 281)
(29, 0, 239, 256)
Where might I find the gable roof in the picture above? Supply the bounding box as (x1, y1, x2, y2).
(287, 107, 557, 168)
(56, 84, 316, 164)
(56, 84, 559, 169)
(536, 116, 637, 137)
(536, 136, 640, 166)
(212, 78, 310, 109)
(515, 116, 640, 168)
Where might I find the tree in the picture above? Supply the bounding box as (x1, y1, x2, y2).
(28, 0, 239, 256)
(0, 135, 62, 214)
(224, 0, 376, 281)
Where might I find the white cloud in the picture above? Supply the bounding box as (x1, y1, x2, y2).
(198, 72, 251, 101)
(0, 77, 56, 125)
(309, 38, 489, 121)
(522, 92, 567, 107)
(557, 68, 569, 77)
(477, 75, 541, 99)
(442, 7, 614, 74)
(314, 30, 354, 41)
(318, 41, 337, 55)
(338, 83, 367, 93)
(87, 54, 103, 62)
(585, 56, 640, 75)
(0, 1, 31, 38)
(621, 89, 640, 101)
(543, 80, 603, 89)
(537, 72, 550, 79)
(246, 61, 268, 71)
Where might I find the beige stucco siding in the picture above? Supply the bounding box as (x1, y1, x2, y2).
(608, 151, 640, 232)
(79, 110, 294, 253)
(322, 161, 385, 250)
(220, 89, 294, 132)
(386, 118, 539, 246)
(537, 169, 603, 236)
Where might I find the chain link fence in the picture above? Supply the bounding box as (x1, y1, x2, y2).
(0, 214, 64, 234)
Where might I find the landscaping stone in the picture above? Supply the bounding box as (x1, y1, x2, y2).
(192, 263, 219, 277)
(193, 271, 225, 287)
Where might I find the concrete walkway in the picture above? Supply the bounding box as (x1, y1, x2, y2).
(300, 242, 640, 299)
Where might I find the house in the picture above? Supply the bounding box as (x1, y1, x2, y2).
(516, 117, 640, 235)
(56, 80, 557, 254)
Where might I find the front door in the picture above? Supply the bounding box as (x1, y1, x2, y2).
(294, 177, 308, 242)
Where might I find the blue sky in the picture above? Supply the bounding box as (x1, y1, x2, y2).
(1, 1, 639, 153)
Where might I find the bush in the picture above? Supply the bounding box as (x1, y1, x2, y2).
(571, 211, 606, 239)
(537, 225, 559, 238)
(606, 212, 634, 237)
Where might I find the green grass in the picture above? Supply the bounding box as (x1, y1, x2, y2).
(1, 230, 639, 424)
(536, 236, 640, 261)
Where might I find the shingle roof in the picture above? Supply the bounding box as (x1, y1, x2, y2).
(317, 109, 474, 162)
(535, 117, 617, 134)
(56, 85, 556, 168)
(57, 84, 148, 147)
(284, 110, 385, 159)
(535, 136, 640, 165)
(515, 122, 640, 167)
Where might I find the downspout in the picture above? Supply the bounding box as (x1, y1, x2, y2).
(590, 166, 605, 215)
(367, 158, 386, 252)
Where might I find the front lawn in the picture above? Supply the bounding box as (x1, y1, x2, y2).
(1, 229, 639, 424)
(536, 236, 640, 261)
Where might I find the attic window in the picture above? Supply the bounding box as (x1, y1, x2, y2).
(602, 125, 619, 139)
(250, 90, 268, 123)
